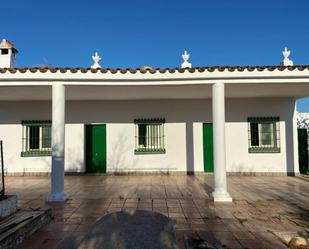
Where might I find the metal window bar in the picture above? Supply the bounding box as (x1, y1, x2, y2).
(156, 124, 158, 149)
(276, 121, 281, 148)
(149, 124, 151, 149)
(26, 126, 29, 152)
(135, 124, 137, 150)
(248, 118, 280, 151)
(151, 125, 153, 149)
(0, 141, 5, 200)
(22, 121, 52, 156)
(135, 122, 165, 152)
(153, 125, 155, 149)
(158, 124, 160, 149)
(162, 123, 165, 149)
(22, 124, 25, 153)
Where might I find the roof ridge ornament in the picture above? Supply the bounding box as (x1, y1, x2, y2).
(281, 47, 293, 66)
(181, 50, 192, 68)
(91, 52, 102, 68)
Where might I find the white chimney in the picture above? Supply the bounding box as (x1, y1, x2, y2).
(0, 39, 18, 68)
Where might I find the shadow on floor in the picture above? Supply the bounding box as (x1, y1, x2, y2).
(57, 210, 178, 249)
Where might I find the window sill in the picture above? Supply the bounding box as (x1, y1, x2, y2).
(21, 151, 51, 157)
(134, 149, 166, 155)
(249, 147, 280, 153)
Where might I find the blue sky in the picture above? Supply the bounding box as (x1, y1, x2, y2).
(1, 0, 309, 111)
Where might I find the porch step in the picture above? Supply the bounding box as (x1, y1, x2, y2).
(0, 209, 52, 249)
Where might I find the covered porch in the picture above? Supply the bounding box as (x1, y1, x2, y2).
(1, 68, 309, 203)
(26, 82, 309, 203)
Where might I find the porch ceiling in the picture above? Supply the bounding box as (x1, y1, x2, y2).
(0, 83, 308, 101)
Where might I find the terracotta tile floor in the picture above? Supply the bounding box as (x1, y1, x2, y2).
(4, 175, 309, 249)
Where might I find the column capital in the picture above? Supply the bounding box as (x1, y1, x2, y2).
(212, 81, 225, 86)
(52, 81, 65, 87)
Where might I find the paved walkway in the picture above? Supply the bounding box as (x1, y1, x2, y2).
(5, 175, 309, 249)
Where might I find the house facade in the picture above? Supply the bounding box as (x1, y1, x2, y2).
(1, 96, 298, 175)
(1, 39, 309, 202)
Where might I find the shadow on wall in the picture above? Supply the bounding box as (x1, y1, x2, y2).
(7, 156, 51, 175)
(108, 130, 174, 173)
(65, 147, 84, 173)
(186, 121, 194, 173)
(229, 163, 255, 174)
(65, 131, 84, 172)
(286, 110, 297, 174)
(108, 130, 139, 172)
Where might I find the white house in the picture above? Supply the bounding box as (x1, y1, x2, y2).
(1, 39, 309, 202)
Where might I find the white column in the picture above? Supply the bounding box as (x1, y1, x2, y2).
(212, 82, 232, 202)
(292, 102, 300, 174)
(46, 83, 68, 202)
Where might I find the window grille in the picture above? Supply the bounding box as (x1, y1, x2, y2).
(21, 120, 52, 157)
(248, 117, 280, 153)
(0, 141, 5, 200)
(134, 118, 165, 154)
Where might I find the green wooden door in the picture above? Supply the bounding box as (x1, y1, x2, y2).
(203, 123, 214, 172)
(85, 124, 106, 173)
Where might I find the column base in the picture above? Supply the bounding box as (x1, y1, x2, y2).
(212, 191, 232, 202)
(46, 191, 69, 203)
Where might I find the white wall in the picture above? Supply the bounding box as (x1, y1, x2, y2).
(0, 98, 298, 174)
(225, 98, 297, 173)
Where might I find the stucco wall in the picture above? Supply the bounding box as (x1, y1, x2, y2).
(0, 98, 298, 174)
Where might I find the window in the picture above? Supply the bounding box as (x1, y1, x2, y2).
(134, 118, 165, 154)
(1, 49, 8, 55)
(248, 117, 280, 153)
(21, 120, 52, 157)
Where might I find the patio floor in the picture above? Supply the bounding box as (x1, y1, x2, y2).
(5, 174, 309, 249)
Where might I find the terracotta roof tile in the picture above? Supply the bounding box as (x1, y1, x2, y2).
(8, 68, 17, 73)
(197, 67, 206, 73)
(100, 68, 108, 73)
(0, 65, 309, 74)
